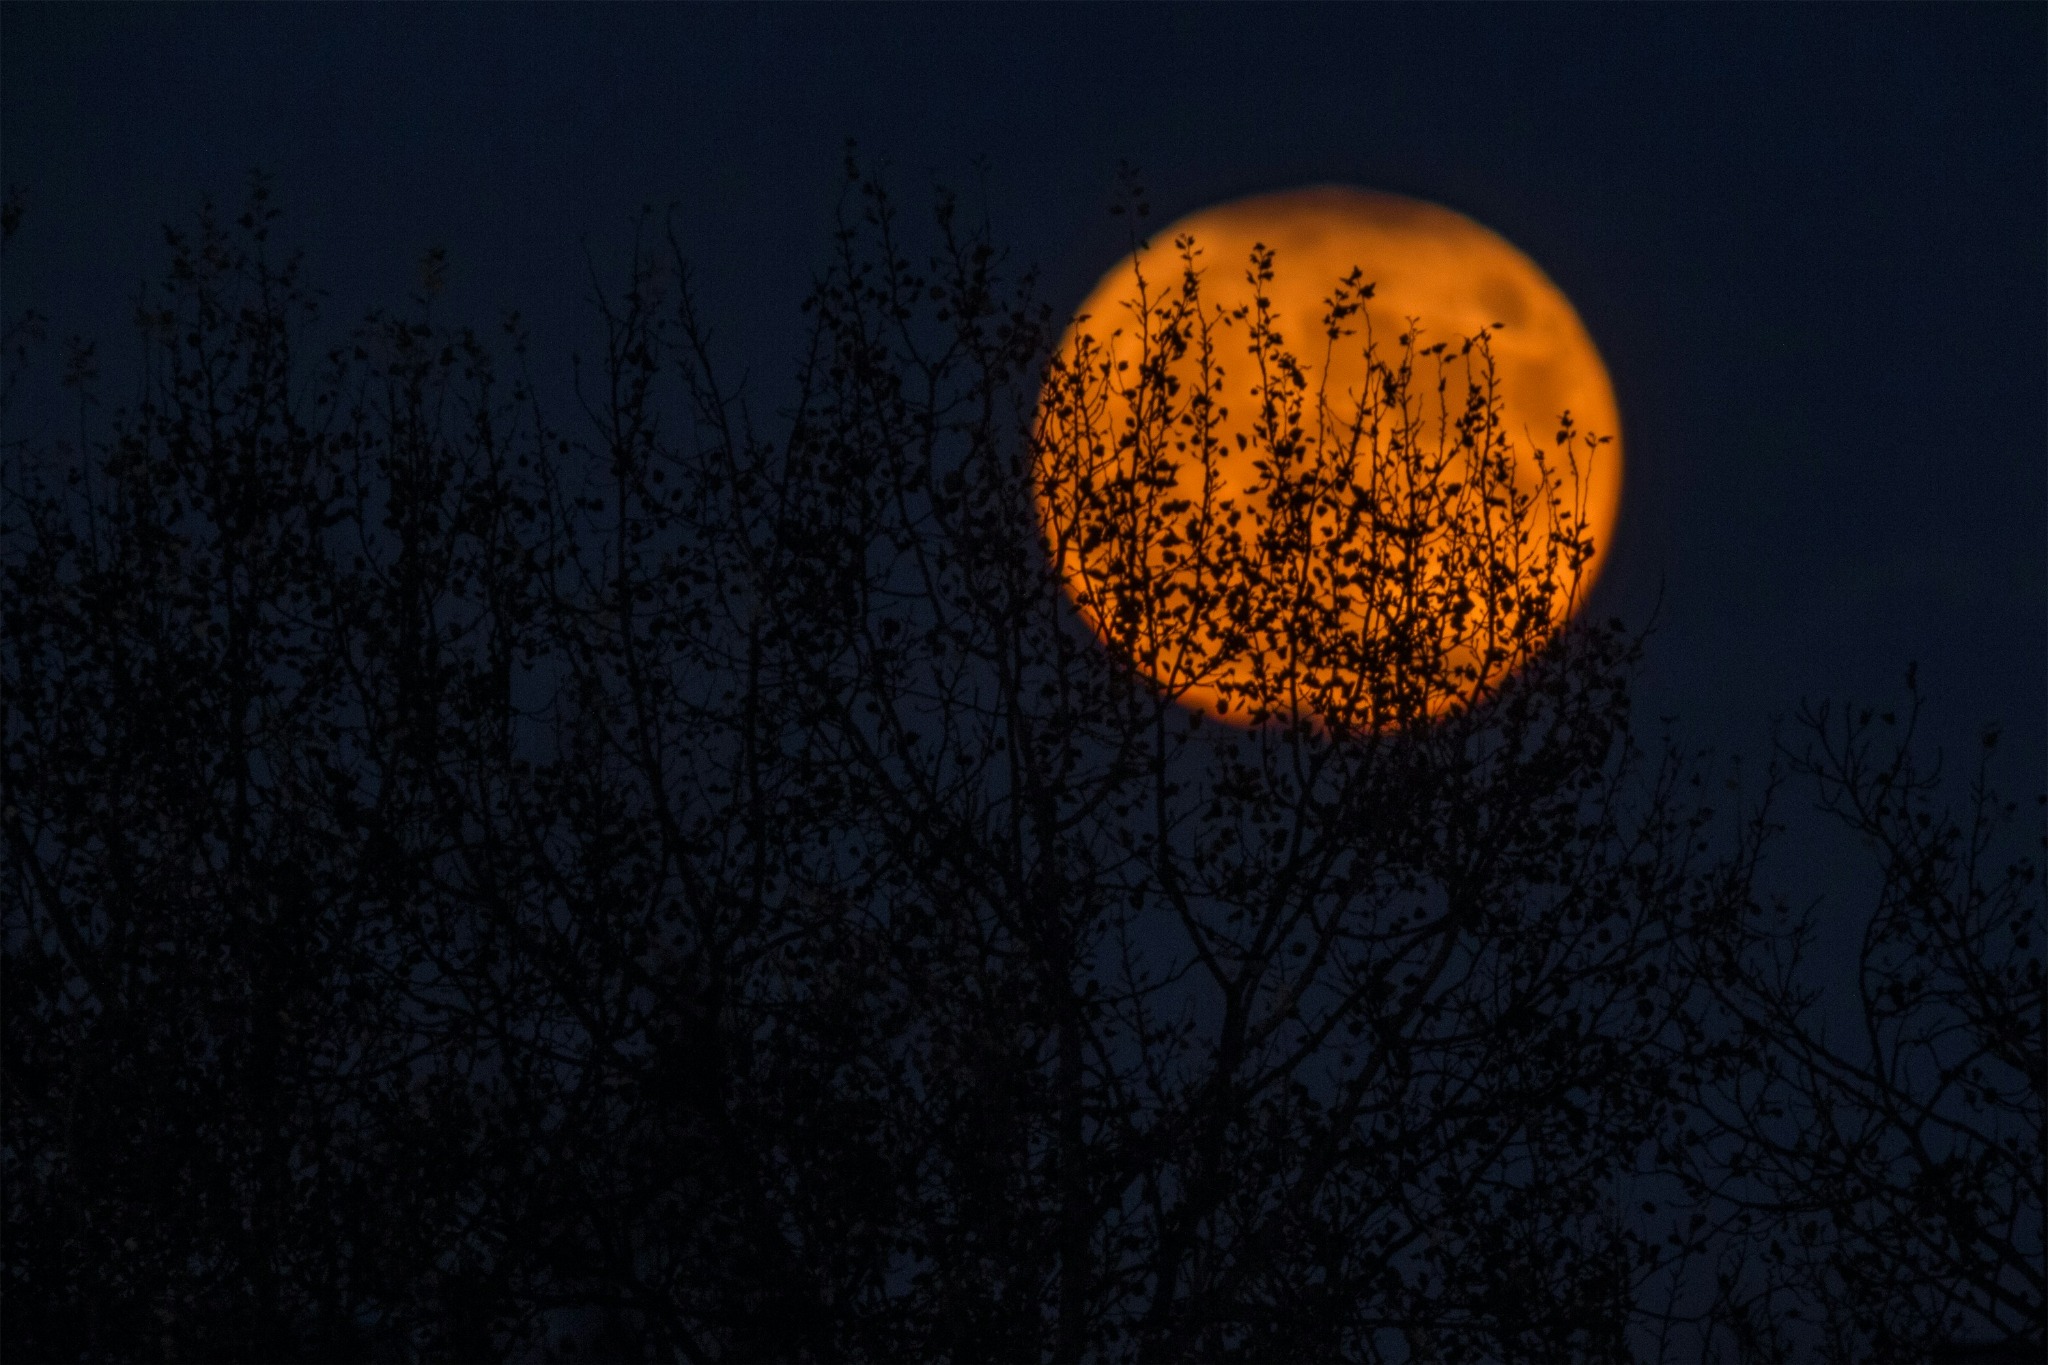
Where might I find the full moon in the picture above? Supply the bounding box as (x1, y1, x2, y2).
(1032, 187, 1623, 728)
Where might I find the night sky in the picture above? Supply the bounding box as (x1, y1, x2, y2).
(5, 7, 2043, 1357)
(7, 3, 2043, 837)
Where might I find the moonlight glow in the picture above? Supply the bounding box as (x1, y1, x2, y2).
(1033, 187, 1623, 727)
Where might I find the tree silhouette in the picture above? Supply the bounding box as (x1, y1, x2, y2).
(3, 166, 2039, 1364)
(750, 168, 1735, 1363)
(1648, 689, 2043, 1364)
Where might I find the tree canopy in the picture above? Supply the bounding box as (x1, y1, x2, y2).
(4, 167, 2039, 1364)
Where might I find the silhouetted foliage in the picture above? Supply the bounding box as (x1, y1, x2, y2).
(4, 166, 2040, 1363)
(1646, 689, 2043, 1364)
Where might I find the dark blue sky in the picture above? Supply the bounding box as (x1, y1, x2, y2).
(6, 3, 2042, 802)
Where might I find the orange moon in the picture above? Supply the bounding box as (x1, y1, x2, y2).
(1032, 186, 1623, 727)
